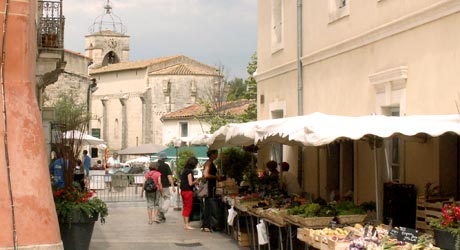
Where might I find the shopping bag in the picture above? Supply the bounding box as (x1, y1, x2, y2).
(160, 196, 171, 213)
(256, 219, 269, 245)
(227, 206, 237, 226)
(195, 181, 208, 198)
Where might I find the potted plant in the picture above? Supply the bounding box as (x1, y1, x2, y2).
(50, 92, 108, 250)
(429, 203, 460, 250)
(54, 183, 108, 250)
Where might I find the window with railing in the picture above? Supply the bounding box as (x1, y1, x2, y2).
(38, 0, 64, 49)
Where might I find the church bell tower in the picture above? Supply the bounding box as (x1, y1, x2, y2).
(85, 0, 129, 67)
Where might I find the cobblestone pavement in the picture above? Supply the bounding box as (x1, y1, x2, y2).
(90, 202, 247, 250)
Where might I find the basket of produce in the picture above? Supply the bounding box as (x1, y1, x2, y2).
(334, 201, 367, 225)
(336, 214, 367, 225)
(263, 208, 288, 226)
(297, 216, 334, 227)
(288, 202, 336, 227)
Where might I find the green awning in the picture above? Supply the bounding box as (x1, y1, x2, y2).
(150, 145, 208, 162)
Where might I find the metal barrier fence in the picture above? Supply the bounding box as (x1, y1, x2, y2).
(88, 173, 145, 202)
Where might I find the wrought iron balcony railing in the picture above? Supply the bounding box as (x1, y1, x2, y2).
(37, 0, 64, 49)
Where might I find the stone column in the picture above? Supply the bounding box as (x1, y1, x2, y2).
(119, 95, 128, 149)
(0, 0, 62, 249)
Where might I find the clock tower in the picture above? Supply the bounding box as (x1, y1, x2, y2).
(85, 0, 129, 67)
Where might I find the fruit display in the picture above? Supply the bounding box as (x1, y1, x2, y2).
(297, 224, 440, 250)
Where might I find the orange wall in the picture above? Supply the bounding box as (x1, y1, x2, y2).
(0, 0, 61, 248)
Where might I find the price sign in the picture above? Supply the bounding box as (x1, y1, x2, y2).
(345, 230, 354, 240)
(363, 224, 370, 237)
(388, 227, 399, 239)
(397, 227, 419, 244)
(330, 220, 337, 229)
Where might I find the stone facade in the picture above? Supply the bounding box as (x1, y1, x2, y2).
(89, 55, 221, 152)
(43, 50, 92, 107)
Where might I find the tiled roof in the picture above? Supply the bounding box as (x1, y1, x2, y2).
(64, 49, 92, 60)
(89, 55, 181, 74)
(149, 63, 218, 76)
(161, 99, 255, 121)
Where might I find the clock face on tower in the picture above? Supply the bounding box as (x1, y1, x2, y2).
(107, 39, 117, 49)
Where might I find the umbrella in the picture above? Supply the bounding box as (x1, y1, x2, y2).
(62, 130, 105, 146)
(116, 144, 167, 155)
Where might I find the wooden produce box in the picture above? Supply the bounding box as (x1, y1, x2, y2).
(415, 198, 447, 235)
(327, 238, 350, 250)
(238, 230, 250, 247)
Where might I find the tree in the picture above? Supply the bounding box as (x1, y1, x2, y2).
(175, 148, 197, 177)
(197, 54, 258, 132)
(227, 78, 245, 101)
(52, 92, 90, 187)
(245, 52, 257, 100)
(241, 52, 257, 121)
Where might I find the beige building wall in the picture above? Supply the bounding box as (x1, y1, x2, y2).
(256, 0, 460, 221)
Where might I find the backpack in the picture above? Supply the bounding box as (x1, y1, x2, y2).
(144, 177, 157, 193)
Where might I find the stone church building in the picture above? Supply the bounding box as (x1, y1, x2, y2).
(87, 2, 222, 152)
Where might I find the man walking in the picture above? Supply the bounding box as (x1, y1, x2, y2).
(157, 152, 176, 222)
(83, 150, 91, 190)
(83, 150, 91, 176)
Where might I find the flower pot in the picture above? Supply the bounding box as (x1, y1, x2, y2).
(434, 228, 457, 250)
(59, 210, 98, 250)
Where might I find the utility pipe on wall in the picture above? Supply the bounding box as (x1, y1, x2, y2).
(297, 0, 304, 116)
(297, 0, 304, 187)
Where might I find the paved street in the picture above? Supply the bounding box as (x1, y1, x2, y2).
(90, 201, 246, 250)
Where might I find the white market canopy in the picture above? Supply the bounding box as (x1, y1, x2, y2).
(63, 130, 105, 146)
(207, 113, 460, 149)
(125, 156, 150, 164)
(116, 144, 167, 155)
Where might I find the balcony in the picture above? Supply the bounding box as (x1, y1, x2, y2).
(37, 0, 64, 50)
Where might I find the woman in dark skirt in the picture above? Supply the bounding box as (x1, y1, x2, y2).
(201, 149, 221, 232)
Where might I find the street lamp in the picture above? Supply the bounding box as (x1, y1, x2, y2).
(173, 138, 182, 211)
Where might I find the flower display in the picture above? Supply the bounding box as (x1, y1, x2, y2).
(53, 183, 108, 225)
(429, 203, 460, 229)
(428, 203, 460, 250)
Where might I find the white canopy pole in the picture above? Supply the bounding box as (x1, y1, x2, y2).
(373, 137, 380, 223)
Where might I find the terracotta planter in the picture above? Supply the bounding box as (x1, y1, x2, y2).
(434, 228, 457, 250)
(59, 211, 98, 250)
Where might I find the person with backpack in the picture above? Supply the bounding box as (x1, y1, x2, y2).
(141, 162, 163, 224)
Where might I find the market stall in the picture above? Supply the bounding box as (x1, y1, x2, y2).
(200, 113, 460, 250)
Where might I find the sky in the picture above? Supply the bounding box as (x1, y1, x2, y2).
(63, 0, 257, 80)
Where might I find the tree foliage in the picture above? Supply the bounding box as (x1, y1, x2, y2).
(227, 78, 245, 101)
(216, 147, 255, 184)
(175, 148, 196, 176)
(53, 92, 90, 187)
(197, 53, 258, 132)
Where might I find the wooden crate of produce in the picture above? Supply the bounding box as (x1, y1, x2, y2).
(327, 237, 351, 250)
